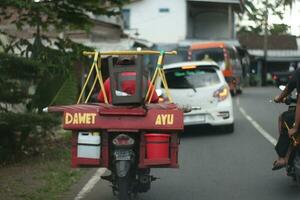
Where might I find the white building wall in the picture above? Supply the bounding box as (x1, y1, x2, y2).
(124, 0, 187, 43)
(188, 11, 229, 39)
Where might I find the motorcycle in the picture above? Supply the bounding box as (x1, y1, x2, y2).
(44, 50, 189, 200)
(277, 85, 300, 185)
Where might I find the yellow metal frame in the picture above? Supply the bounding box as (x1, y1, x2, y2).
(283, 121, 299, 147)
(79, 50, 177, 104)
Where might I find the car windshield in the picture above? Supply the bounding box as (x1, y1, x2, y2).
(164, 66, 220, 89)
(191, 48, 224, 63)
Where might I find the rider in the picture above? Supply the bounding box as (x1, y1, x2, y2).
(272, 67, 300, 170)
(98, 56, 159, 103)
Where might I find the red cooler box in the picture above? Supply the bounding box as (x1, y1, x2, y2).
(139, 133, 179, 168)
(145, 134, 170, 160)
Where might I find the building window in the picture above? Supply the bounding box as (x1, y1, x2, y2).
(122, 9, 130, 29)
(159, 8, 170, 13)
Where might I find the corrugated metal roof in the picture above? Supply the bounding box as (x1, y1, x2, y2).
(69, 39, 133, 51)
(187, 0, 240, 4)
(74, 38, 153, 52)
(238, 34, 298, 50)
(248, 49, 300, 61)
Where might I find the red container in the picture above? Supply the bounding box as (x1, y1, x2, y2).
(145, 134, 170, 159)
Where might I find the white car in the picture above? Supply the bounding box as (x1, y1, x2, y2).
(158, 61, 234, 133)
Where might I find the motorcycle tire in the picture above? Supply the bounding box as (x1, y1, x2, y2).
(117, 176, 131, 200)
(293, 150, 300, 186)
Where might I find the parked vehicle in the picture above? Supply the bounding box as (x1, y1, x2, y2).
(277, 85, 300, 185)
(188, 42, 243, 96)
(158, 61, 234, 133)
(44, 50, 187, 200)
(272, 71, 293, 87)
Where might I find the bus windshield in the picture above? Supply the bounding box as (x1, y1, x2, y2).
(191, 48, 224, 64)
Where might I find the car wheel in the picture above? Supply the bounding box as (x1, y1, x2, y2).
(222, 123, 234, 133)
(117, 176, 131, 200)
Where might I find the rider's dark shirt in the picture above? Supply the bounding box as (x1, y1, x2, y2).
(287, 68, 300, 94)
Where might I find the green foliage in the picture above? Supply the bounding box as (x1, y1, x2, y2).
(0, 0, 129, 57)
(0, 50, 83, 163)
(238, 0, 291, 35)
(0, 53, 64, 162)
(282, 0, 295, 8)
(0, 53, 42, 80)
(0, 54, 53, 99)
(0, 0, 127, 163)
(28, 39, 92, 111)
(24, 144, 79, 200)
(0, 46, 88, 162)
(0, 136, 84, 200)
(49, 71, 78, 106)
(33, 69, 78, 111)
(269, 23, 290, 35)
(0, 0, 125, 31)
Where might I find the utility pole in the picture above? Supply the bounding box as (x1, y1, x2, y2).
(262, 0, 268, 86)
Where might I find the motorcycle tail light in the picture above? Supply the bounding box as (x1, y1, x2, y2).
(158, 97, 165, 103)
(213, 85, 229, 101)
(113, 134, 135, 146)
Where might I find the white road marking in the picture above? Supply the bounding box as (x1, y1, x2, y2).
(236, 98, 277, 146)
(74, 168, 106, 200)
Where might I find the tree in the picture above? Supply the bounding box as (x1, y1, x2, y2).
(238, 0, 290, 35)
(0, 0, 127, 59)
(0, 0, 129, 162)
(282, 0, 295, 8)
(269, 23, 290, 35)
(0, 53, 62, 161)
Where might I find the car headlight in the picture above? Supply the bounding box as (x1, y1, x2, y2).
(213, 85, 229, 101)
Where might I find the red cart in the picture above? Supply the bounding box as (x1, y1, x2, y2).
(45, 50, 184, 200)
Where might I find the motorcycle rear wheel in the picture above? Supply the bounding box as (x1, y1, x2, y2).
(294, 150, 300, 186)
(117, 176, 131, 200)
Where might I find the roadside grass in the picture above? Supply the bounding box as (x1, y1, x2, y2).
(0, 132, 87, 200)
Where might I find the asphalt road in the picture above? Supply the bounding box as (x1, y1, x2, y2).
(65, 87, 300, 200)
